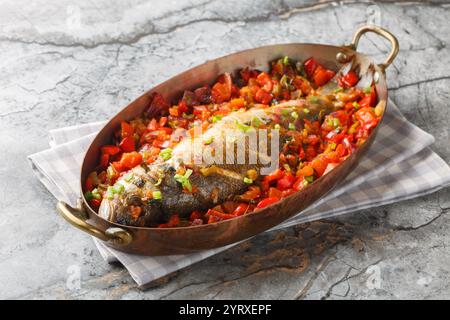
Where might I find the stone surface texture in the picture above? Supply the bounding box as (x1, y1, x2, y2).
(0, 0, 449, 299)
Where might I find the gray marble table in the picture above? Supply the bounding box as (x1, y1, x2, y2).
(1, 0, 449, 299)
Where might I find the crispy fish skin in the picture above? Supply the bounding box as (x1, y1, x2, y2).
(99, 97, 335, 227)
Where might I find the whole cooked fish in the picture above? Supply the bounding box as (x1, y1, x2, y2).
(98, 96, 336, 227)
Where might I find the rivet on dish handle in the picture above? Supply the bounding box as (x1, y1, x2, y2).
(56, 201, 132, 246)
(348, 25, 399, 72)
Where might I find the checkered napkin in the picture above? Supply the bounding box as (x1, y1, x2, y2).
(28, 101, 450, 286)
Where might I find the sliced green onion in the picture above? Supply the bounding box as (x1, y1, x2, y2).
(333, 87, 344, 93)
(309, 96, 319, 103)
(152, 190, 162, 200)
(281, 108, 292, 116)
(283, 163, 291, 172)
(154, 177, 162, 186)
(174, 169, 193, 192)
(106, 186, 115, 200)
(352, 101, 360, 109)
(204, 136, 214, 145)
(274, 124, 281, 130)
(303, 108, 310, 114)
(235, 120, 253, 133)
(112, 183, 125, 194)
(305, 176, 314, 183)
(291, 111, 299, 119)
(289, 123, 296, 130)
(363, 86, 372, 94)
(282, 56, 289, 65)
(123, 172, 134, 182)
(212, 115, 222, 123)
(251, 116, 262, 128)
(159, 148, 173, 161)
(91, 188, 101, 200)
(243, 177, 253, 184)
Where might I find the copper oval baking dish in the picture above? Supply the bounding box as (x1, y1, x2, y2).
(56, 25, 398, 255)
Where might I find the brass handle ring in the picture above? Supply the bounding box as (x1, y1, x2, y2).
(350, 25, 399, 72)
(56, 201, 132, 245)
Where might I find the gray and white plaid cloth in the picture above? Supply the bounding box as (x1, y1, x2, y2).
(28, 100, 450, 286)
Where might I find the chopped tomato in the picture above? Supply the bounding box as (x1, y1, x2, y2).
(256, 72, 273, 92)
(254, 88, 272, 104)
(211, 73, 232, 103)
(311, 157, 328, 177)
(99, 153, 110, 168)
(355, 107, 378, 131)
(121, 121, 134, 138)
(119, 136, 135, 152)
(232, 203, 249, 216)
(304, 57, 318, 78)
(313, 66, 335, 86)
(276, 173, 295, 191)
(207, 209, 235, 220)
(300, 165, 314, 177)
(101, 145, 121, 156)
(89, 198, 102, 208)
(189, 211, 203, 221)
(338, 70, 359, 88)
(256, 197, 280, 209)
(359, 89, 377, 108)
(264, 169, 284, 183)
(268, 187, 283, 199)
(120, 151, 142, 170)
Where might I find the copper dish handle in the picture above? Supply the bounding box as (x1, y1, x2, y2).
(56, 201, 132, 245)
(349, 25, 399, 72)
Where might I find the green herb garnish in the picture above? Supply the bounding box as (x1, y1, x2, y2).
(159, 148, 173, 161)
(174, 169, 193, 192)
(243, 177, 253, 184)
(152, 191, 162, 200)
(235, 120, 253, 133)
(212, 115, 223, 123)
(204, 136, 214, 145)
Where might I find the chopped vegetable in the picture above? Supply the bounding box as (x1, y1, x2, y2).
(159, 148, 173, 161)
(174, 169, 193, 192)
(152, 190, 162, 200)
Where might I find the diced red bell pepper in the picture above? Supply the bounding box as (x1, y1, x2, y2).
(256, 197, 280, 209)
(304, 57, 318, 78)
(358, 89, 377, 108)
(313, 66, 335, 86)
(189, 211, 203, 221)
(111, 161, 124, 172)
(101, 145, 121, 156)
(99, 153, 110, 168)
(207, 209, 235, 220)
(119, 136, 135, 152)
(256, 72, 273, 92)
(293, 176, 306, 191)
(89, 198, 102, 208)
(121, 121, 134, 139)
(355, 107, 378, 131)
(338, 70, 359, 88)
(276, 173, 296, 191)
(211, 73, 232, 103)
(254, 88, 272, 105)
(311, 157, 329, 177)
(268, 187, 283, 199)
(232, 203, 249, 216)
(120, 151, 142, 170)
(264, 169, 284, 183)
